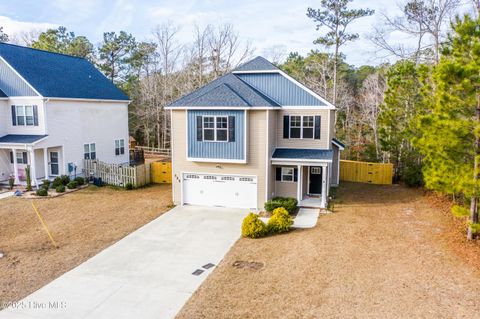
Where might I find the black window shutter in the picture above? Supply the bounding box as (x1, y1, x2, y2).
(9, 151, 13, 164)
(294, 168, 298, 182)
(11, 105, 16, 126)
(228, 116, 235, 142)
(276, 167, 282, 181)
(314, 116, 321, 139)
(33, 105, 39, 126)
(283, 116, 290, 139)
(196, 116, 203, 141)
(22, 152, 28, 164)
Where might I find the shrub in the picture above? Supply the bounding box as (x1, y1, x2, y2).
(125, 182, 134, 190)
(264, 197, 298, 214)
(74, 177, 85, 186)
(55, 185, 66, 193)
(42, 179, 51, 189)
(52, 177, 63, 188)
(25, 165, 32, 191)
(403, 163, 423, 187)
(60, 175, 70, 186)
(67, 181, 78, 189)
(242, 213, 268, 238)
(36, 188, 48, 196)
(267, 207, 293, 234)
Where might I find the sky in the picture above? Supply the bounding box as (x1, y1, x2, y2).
(0, 0, 475, 67)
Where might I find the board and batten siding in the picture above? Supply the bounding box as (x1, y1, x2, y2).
(0, 58, 38, 97)
(171, 109, 267, 209)
(237, 73, 324, 106)
(187, 110, 245, 160)
(276, 109, 331, 149)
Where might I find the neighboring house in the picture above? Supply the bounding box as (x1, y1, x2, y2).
(166, 56, 344, 209)
(0, 43, 130, 187)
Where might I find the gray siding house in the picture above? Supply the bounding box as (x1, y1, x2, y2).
(166, 56, 344, 210)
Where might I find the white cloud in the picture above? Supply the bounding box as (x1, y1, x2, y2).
(0, 15, 57, 36)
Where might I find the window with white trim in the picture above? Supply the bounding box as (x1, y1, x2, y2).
(203, 116, 229, 142)
(16, 105, 35, 126)
(11, 151, 28, 164)
(302, 116, 314, 138)
(115, 139, 125, 155)
(290, 116, 301, 138)
(84, 143, 96, 160)
(281, 167, 294, 182)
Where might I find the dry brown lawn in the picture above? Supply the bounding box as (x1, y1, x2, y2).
(0, 184, 172, 305)
(177, 182, 480, 319)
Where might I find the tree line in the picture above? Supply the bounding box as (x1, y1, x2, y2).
(1, 0, 480, 238)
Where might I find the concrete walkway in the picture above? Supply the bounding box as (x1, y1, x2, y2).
(0, 205, 249, 319)
(0, 191, 13, 200)
(292, 208, 320, 228)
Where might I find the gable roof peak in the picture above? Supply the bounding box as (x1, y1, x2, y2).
(233, 56, 279, 72)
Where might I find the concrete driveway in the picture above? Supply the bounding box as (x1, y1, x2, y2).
(0, 205, 249, 319)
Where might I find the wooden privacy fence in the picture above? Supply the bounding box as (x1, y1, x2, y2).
(150, 161, 172, 183)
(340, 160, 393, 185)
(84, 160, 151, 187)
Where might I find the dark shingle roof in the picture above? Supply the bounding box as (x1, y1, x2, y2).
(272, 148, 333, 161)
(0, 43, 129, 101)
(234, 56, 278, 72)
(168, 73, 279, 107)
(0, 88, 6, 97)
(332, 138, 345, 149)
(0, 134, 48, 144)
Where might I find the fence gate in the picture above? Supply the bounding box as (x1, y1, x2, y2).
(150, 161, 172, 184)
(340, 160, 393, 185)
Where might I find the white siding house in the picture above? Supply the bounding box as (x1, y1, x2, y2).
(0, 43, 130, 187)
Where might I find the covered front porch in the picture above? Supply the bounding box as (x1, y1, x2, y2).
(271, 148, 333, 209)
(0, 135, 64, 188)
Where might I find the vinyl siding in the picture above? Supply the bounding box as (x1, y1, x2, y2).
(187, 110, 244, 160)
(276, 109, 330, 149)
(0, 58, 38, 97)
(275, 180, 297, 198)
(171, 109, 267, 209)
(237, 73, 324, 106)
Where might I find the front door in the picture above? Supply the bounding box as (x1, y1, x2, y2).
(49, 151, 59, 176)
(309, 166, 323, 194)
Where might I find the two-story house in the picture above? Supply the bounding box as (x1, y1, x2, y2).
(166, 56, 344, 210)
(0, 43, 130, 187)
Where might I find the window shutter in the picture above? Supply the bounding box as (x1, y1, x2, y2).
(314, 116, 321, 139)
(276, 167, 282, 181)
(9, 151, 13, 164)
(294, 168, 298, 182)
(196, 116, 203, 141)
(228, 116, 235, 142)
(11, 105, 16, 126)
(283, 116, 290, 139)
(22, 152, 28, 164)
(33, 105, 39, 126)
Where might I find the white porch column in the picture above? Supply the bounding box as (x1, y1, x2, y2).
(12, 148, 19, 184)
(297, 165, 302, 201)
(321, 165, 328, 207)
(29, 148, 39, 188)
(43, 148, 49, 179)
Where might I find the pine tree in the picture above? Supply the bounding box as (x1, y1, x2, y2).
(415, 15, 480, 239)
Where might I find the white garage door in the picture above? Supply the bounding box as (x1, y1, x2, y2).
(183, 173, 257, 209)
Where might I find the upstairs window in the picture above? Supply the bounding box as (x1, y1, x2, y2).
(302, 116, 314, 138)
(202, 116, 229, 142)
(290, 116, 301, 138)
(284, 115, 320, 140)
(216, 117, 228, 141)
(84, 143, 96, 160)
(203, 117, 215, 141)
(12, 105, 37, 126)
(115, 139, 125, 155)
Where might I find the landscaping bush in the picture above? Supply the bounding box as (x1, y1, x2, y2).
(264, 197, 298, 214)
(242, 213, 268, 238)
(67, 181, 78, 189)
(55, 185, 65, 193)
(36, 188, 48, 196)
(52, 177, 63, 188)
(74, 177, 85, 186)
(60, 175, 70, 186)
(125, 182, 134, 190)
(42, 179, 51, 189)
(267, 207, 293, 234)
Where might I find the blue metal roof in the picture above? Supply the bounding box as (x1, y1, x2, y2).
(169, 73, 279, 107)
(0, 43, 129, 101)
(234, 56, 278, 71)
(0, 88, 6, 97)
(0, 134, 48, 144)
(332, 138, 345, 149)
(272, 148, 333, 161)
